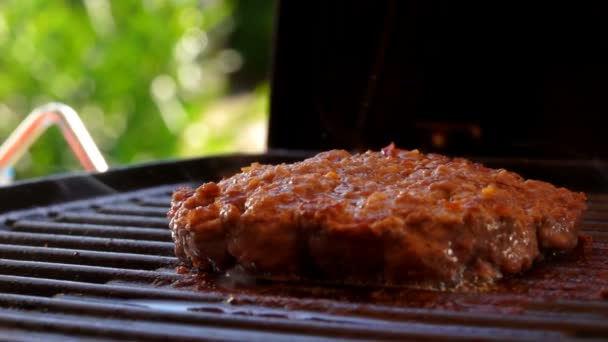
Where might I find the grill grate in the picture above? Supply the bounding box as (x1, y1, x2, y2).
(0, 182, 607, 341)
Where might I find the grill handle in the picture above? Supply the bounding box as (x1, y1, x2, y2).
(0, 103, 109, 175)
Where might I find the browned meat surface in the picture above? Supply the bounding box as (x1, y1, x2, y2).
(168, 145, 587, 287)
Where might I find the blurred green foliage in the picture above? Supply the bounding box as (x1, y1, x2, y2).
(0, 0, 273, 180)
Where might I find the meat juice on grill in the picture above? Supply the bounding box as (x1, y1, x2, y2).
(168, 145, 587, 287)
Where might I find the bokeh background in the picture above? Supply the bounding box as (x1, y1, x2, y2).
(0, 0, 274, 180)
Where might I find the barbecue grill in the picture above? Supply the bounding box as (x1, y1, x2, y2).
(2, 1, 608, 341)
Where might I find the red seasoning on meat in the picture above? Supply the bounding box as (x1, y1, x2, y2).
(168, 145, 587, 287)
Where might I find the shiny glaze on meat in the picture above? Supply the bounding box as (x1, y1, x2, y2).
(168, 145, 587, 286)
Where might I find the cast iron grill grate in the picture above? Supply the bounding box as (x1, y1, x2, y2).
(0, 182, 607, 341)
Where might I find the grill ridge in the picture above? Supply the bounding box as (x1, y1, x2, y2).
(96, 205, 169, 217)
(0, 258, 180, 283)
(56, 212, 169, 228)
(0, 244, 176, 268)
(11, 220, 172, 240)
(0, 230, 174, 255)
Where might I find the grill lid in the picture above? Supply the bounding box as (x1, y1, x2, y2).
(0, 154, 607, 341)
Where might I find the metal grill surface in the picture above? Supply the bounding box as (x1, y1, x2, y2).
(0, 184, 607, 341)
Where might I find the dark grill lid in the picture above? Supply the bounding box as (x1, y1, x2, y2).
(269, 1, 608, 158)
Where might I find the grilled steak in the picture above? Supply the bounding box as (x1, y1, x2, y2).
(168, 145, 587, 286)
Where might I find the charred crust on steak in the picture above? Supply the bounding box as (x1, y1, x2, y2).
(168, 145, 587, 287)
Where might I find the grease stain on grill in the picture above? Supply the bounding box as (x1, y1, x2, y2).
(165, 234, 606, 311)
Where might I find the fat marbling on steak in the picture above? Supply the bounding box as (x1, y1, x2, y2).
(168, 144, 587, 286)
